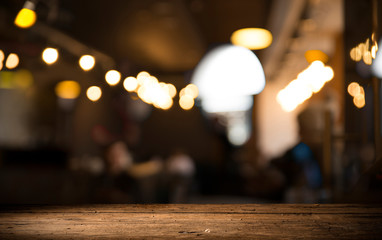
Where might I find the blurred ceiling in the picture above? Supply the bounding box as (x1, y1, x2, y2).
(0, 0, 343, 81)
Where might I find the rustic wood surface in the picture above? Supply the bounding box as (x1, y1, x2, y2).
(0, 204, 381, 239)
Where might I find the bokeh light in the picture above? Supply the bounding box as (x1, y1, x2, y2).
(5, 53, 19, 69)
(87, 86, 102, 102)
(137, 71, 150, 86)
(192, 44, 265, 113)
(371, 39, 382, 78)
(42, 48, 59, 65)
(123, 76, 138, 92)
(184, 84, 199, 98)
(79, 55, 95, 71)
(350, 36, 379, 65)
(14, 2, 36, 29)
(277, 61, 334, 112)
(167, 83, 177, 98)
(305, 50, 329, 63)
(55, 80, 81, 99)
(231, 28, 273, 50)
(0, 50, 4, 62)
(105, 70, 121, 86)
(347, 82, 360, 97)
(353, 94, 365, 108)
(179, 95, 194, 110)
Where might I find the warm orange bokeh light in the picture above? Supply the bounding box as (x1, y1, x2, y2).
(5, 53, 19, 69)
(55, 80, 81, 99)
(231, 28, 272, 50)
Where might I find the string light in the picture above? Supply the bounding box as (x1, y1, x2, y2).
(277, 60, 334, 112)
(87, 86, 102, 102)
(14, 1, 37, 29)
(105, 70, 121, 86)
(5, 53, 19, 69)
(79, 55, 95, 71)
(42, 48, 58, 64)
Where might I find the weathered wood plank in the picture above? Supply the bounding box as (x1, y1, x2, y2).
(0, 204, 381, 239)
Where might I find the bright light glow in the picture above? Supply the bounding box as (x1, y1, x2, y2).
(5, 53, 19, 69)
(105, 70, 121, 86)
(347, 82, 365, 108)
(137, 71, 150, 85)
(42, 48, 58, 64)
(277, 61, 334, 112)
(55, 80, 81, 99)
(372, 39, 382, 78)
(184, 84, 198, 98)
(371, 45, 378, 59)
(231, 28, 272, 50)
(14, 1, 36, 29)
(123, 76, 138, 92)
(0, 50, 3, 71)
(0, 50, 4, 62)
(87, 86, 102, 101)
(350, 47, 362, 61)
(79, 55, 95, 71)
(167, 83, 177, 98)
(179, 95, 194, 110)
(227, 123, 249, 146)
(202, 95, 253, 113)
(353, 94, 365, 108)
(192, 44, 265, 113)
(305, 50, 329, 63)
(363, 51, 372, 65)
(347, 82, 361, 97)
(351, 37, 379, 65)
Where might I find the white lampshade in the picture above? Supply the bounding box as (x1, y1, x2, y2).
(371, 39, 382, 78)
(191, 44, 265, 113)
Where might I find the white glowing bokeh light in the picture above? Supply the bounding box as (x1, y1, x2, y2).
(123, 76, 138, 92)
(5, 53, 19, 69)
(87, 86, 102, 101)
(167, 83, 177, 98)
(191, 44, 265, 113)
(0, 50, 5, 62)
(179, 95, 194, 110)
(202, 95, 253, 113)
(372, 39, 382, 78)
(137, 71, 150, 86)
(79, 55, 95, 71)
(42, 48, 58, 64)
(105, 70, 121, 86)
(227, 123, 250, 146)
(277, 61, 334, 112)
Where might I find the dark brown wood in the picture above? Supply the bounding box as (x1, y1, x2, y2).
(0, 204, 381, 239)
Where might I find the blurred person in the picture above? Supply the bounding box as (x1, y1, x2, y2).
(91, 125, 163, 203)
(269, 106, 324, 203)
(164, 150, 196, 203)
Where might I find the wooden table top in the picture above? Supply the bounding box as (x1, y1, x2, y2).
(1, 204, 381, 239)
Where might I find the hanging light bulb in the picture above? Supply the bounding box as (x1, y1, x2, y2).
(14, 1, 37, 29)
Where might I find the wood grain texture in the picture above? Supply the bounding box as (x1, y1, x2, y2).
(0, 204, 381, 239)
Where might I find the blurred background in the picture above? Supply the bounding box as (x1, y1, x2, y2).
(0, 0, 381, 204)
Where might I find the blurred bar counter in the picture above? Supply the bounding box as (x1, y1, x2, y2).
(0, 204, 381, 239)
